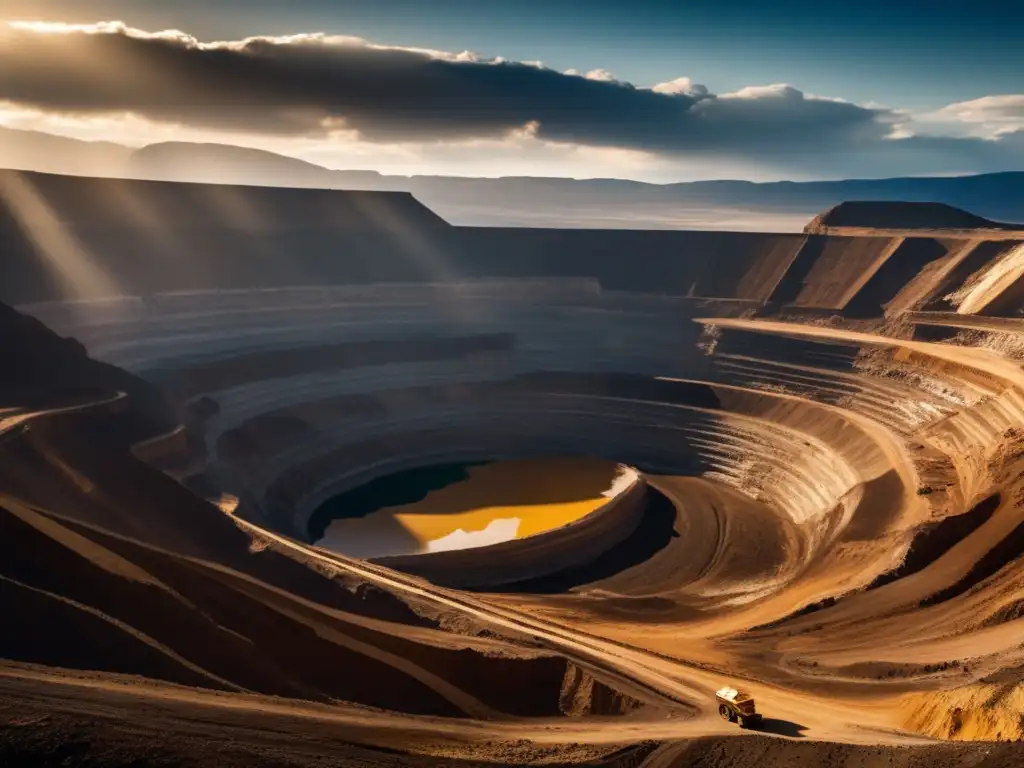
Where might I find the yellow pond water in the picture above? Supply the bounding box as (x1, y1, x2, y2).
(317, 457, 630, 559)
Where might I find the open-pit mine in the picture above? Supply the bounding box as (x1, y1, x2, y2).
(4, 171, 1024, 767)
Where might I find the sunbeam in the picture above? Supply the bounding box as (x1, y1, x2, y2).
(0, 172, 119, 301)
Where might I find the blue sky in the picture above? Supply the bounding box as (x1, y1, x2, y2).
(2, 0, 1023, 180)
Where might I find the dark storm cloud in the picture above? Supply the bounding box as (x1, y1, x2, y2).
(2, 21, 1022, 175)
(1, 22, 894, 154)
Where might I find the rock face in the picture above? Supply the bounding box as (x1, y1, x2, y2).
(8, 170, 1024, 763)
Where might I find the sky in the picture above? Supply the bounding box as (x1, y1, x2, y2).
(1, 0, 1023, 182)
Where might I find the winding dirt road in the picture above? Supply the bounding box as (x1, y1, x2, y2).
(229, 513, 933, 748)
(0, 389, 947, 757)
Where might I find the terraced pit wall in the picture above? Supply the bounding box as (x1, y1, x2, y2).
(1, 171, 1020, 504)
(12, 171, 1024, 743)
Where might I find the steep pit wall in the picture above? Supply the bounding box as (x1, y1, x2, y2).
(8, 175, 1024, 618)
(11, 176, 1024, 751)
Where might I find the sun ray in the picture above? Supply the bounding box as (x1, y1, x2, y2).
(0, 172, 119, 301)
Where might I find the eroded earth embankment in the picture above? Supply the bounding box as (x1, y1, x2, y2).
(4, 170, 1024, 765)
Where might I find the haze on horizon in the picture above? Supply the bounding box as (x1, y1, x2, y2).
(1, 0, 1022, 184)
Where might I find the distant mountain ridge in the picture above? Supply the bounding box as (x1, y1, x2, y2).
(0, 126, 132, 178)
(127, 142, 1024, 231)
(2, 128, 1023, 231)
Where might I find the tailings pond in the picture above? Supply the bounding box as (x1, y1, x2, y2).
(310, 457, 632, 559)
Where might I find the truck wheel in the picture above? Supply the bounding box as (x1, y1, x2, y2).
(738, 716, 746, 728)
(718, 704, 730, 721)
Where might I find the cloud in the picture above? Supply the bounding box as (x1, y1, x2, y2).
(0, 21, 1021, 177)
(651, 78, 710, 97)
(1, 21, 709, 147)
(923, 95, 1024, 139)
(582, 68, 623, 84)
(0, 21, 891, 152)
(933, 95, 1024, 125)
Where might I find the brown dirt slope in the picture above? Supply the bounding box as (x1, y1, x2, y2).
(10, 183, 1024, 767)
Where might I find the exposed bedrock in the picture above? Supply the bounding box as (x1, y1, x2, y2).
(3, 278, 999, 618)
(7, 181, 1024, 588)
(9, 174, 1024, 740)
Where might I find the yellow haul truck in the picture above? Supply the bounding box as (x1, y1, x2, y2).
(715, 686, 762, 727)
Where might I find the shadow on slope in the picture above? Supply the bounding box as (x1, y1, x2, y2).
(746, 718, 808, 738)
(478, 486, 679, 594)
(0, 301, 655, 723)
(378, 483, 680, 595)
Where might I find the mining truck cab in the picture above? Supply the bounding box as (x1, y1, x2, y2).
(715, 686, 762, 727)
